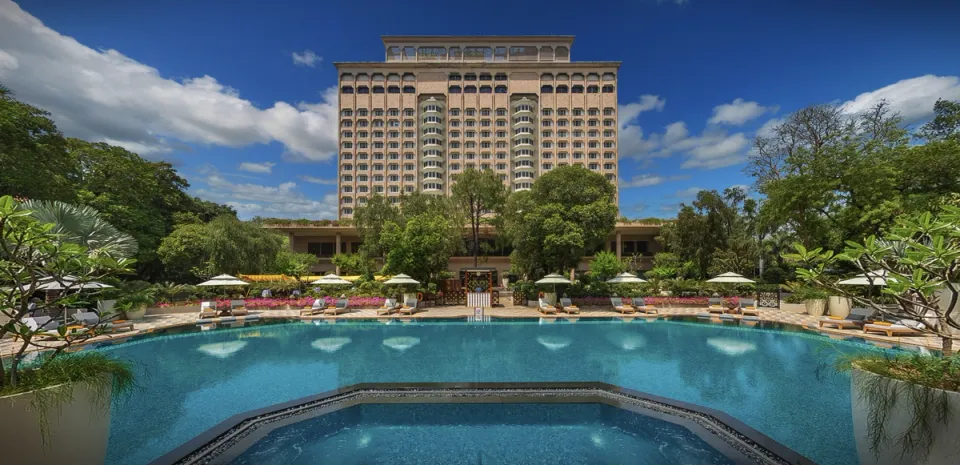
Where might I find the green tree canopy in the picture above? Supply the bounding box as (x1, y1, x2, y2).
(20, 200, 138, 259)
(157, 216, 285, 282)
(451, 168, 508, 267)
(504, 166, 618, 278)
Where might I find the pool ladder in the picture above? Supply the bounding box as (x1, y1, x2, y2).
(466, 315, 492, 323)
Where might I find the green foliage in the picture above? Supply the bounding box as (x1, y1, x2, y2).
(588, 251, 626, 281)
(452, 168, 508, 266)
(115, 282, 158, 311)
(330, 252, 376, 276)
(657, 188, 760, 279)
(0, 88, 75, 201)
(157, 215, 286, 282)
(0, 195, 134, 391)
(20, 199, 138, 259)
(504, 166, 618, 278)
(918, 98, 960, 141)
(251, 217, 352, 227)
(645, 252, 694, 280)
(274, 245, 318, 279)
(381, 212, 463, 283)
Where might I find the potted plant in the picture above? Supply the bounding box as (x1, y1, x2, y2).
(115, 285, 156, 320)
(799, 286, 829, 316)
(790, 207, 960, 464)
(828, 294, 852, 318)
(0, 196, 135, 464)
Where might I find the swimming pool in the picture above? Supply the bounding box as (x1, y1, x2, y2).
(232, 402, 736, 465)
(99, 318, 883, 464)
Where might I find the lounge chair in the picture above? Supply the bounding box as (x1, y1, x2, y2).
(324, 298, 349, 315)
(300, 298, 325, 316)
(708, 297, 725, 314)
(198, 301, 216, 319)
(636, 298, 658, 315)
(399, 297, 418, 315)
(610, 297, 636, 314)
(378, 298, 400, 315)
(23, 316, 60, 332)
(559, 298, 580, 314)
(537, 298, 558, 314)
(818, 307, 876, 329)
(739, 298, 759, 316)
(230, 300, 248, 316)
(72, 311, 134, 332)
(863, 319, 924, 337)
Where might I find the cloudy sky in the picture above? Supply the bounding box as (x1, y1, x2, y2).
(2, 0, 959, 219)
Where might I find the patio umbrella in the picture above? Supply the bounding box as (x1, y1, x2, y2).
(606, 272, 648, 284)
(383, 274, 420, 286)
(535, 273, 572, 297)
(706, 272, 756, 284)
(838, 270, 894, 286)
(197, 274, 250, 287)
(309, 273, 352, 285)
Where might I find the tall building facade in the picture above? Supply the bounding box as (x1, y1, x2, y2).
(335, 36, 620, 218)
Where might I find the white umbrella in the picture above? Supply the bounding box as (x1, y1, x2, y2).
(535, 273, 571, 296)
(606, 272, 648, 284)
(838, 270, 895, 286)
(706, 272, 756, 284)
(310, 273, 352, 285)
(197, 274, 249, 286)
(383, 274, 420, 285)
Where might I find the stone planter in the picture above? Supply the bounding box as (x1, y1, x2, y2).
(828, 295, 852, 318)
(852, 368, 960, 465)
(804, 298, 827, 316)
(0, 380, 113, 465)
(124, 306, 147, 320)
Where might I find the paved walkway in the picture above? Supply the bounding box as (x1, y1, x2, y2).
(1, 305, 942, 356)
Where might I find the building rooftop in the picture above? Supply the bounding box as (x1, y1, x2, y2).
(381, 35, 575, 45)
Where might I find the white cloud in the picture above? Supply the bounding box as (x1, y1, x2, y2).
(681, 132, 751, 169)
(619, 173, 689, 188)
(620, 95, 666, 124)
(292, 50, 322, 68)
(194, 171, 338, 219)
(755, 117, 784, 138)
(675, 186, 704, 198)
(0, 2, 339, 161)
(729, 184, 750, 194)
(708, 98, 778, 126)
(238, 162, 276, 174)
(840, 75, 960, 124)
(617, 95, 668, 160)
(299, 175, 338, 185)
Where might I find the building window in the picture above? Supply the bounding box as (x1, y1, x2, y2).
(602, 85, 615, 93)
(449, 85, 462, 93)
(449, 73, 461, 80)
(307, 242, 336, 258)
(403, 86, 415, 93)
(556, 85, 569, 93)
(572, 85, 584, 93)
(341, 86, 354, 94)
(465, 85, 477, 93)
(494, 85, 507, 93)
(357, 86, 369, 94)
(587, 85, 599, 93)
(479, 74, 492, 81)
(495, 73, 507, 81)
(386, 86, 399, 94)
(464, 73, 477, 81)
(540, 85, 553, 93)
(479, 85, 492, 94)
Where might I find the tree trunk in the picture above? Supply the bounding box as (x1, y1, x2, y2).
(943, 336, 954, 357)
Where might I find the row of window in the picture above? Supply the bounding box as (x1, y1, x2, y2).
(342, 153, 416, 161)
(542, 141, 616, 149)
(339, 107, 616, 118)
(448, 73, 508, 81)
(540, 85, 614, 94)
(342, 85, 415, 94)
(339, 151, 618, 162)
(341, 131, 417, 138)
(385, 45, 568, 62)
(339, 162, 616, 176)
(540, 73, 616, 82)
(448, 85, 508, 94)
(341, 164, 417, 171)
(341, 73, 415, 82)
(540, 130, 617, 138)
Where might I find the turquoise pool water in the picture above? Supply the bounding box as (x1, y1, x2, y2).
(232, 403, 735, 465)
(99, 318, 881, 465)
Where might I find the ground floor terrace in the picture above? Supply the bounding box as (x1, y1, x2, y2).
(266, 221, 664, 278)
(2, 303, 942, 357)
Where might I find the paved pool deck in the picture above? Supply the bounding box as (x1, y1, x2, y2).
(1, 304, 942, 356)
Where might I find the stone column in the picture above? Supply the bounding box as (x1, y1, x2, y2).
(334, 233, 342, 275)
(615, 231, 622, 259)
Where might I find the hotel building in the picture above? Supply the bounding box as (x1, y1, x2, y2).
(335, 35, 621, 218)
(270, 35, 661, 279)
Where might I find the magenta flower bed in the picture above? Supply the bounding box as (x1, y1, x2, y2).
(158, 296, 387, 309)
(570, 296, 742, 307)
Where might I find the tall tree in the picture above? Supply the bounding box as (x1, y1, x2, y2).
(0, 85, 75, 201)
(918, 98, 960, 141)
(20, 200, 138, 259)
(504, 166, 617, 278)
(451, 168, 508, 267)
(380, 211, 463, 283)
(157, 216, 285, 281)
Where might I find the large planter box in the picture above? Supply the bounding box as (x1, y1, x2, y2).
(852, 368, 960, 465)
(828, 296, 852, 318)
(0, 380, 113, 465)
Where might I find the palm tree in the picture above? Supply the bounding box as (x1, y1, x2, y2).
(20, 200, 137, 259)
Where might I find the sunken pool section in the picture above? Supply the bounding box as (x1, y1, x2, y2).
(150, 384, 813, 465)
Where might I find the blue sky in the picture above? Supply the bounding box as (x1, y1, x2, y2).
(2, 0, 959, 219)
